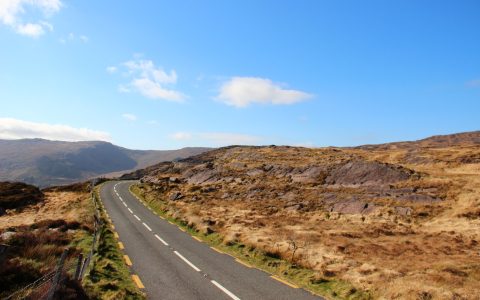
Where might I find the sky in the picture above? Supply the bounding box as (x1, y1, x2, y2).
(0, 0, 479, 150)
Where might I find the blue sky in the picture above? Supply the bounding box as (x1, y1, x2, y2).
(0, 1, 479, 149)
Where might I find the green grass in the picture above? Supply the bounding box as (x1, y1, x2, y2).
(82, 185, 145, 300)
(130, 184, 371, 300)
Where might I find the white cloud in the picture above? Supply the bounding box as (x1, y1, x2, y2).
(170, 131, 262, 146)
(121, 113, 137, 121)
(132, 77, 184, 101)
(217, 77, 312, 108)
(59, 32, 89, 44)
(109, 58, 185, 102)
(171, 132, 192, 140)
(106, 66, 117, 73)
(0, 118, 110, 141)
(0, 0, 62, 37)
(16, 22, 44, 37)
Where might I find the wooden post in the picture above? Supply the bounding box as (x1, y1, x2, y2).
(46, 249, 68, 300)
(74, 253, 84, 281)
(79, 256, 89, 279)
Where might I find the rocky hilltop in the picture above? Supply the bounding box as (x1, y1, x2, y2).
(139, 146, 437, 216)
(132, 131, 480, 299)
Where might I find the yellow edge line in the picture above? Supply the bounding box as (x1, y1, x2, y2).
(118, 242, 124, 250)
(179, 227, 186, 232)
(124, 255, 132, 266)
(271, 275, 299, 289)
(193, 236, 202, 242)
(235, 258, 252, 268)
(132, 274, 145, 289)
(211, 247, 226, 254)
(113, 232, 119, 239)
(111, 224, 115, 230)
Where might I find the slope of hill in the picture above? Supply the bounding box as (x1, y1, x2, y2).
(0, 139, 210, 187)
(131, 131, 480, 299)
(358, 130, 480, 150)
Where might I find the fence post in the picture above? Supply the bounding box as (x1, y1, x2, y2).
(74, 253, 84, 281)
(46, 249, 68, 300)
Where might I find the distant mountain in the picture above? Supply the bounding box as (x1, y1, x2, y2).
(357, 130, 480, 150)
(0, 139, 210, 187)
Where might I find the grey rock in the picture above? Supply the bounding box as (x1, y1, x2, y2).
(169, 192, 183, 201)
(395, 206, 413, 216)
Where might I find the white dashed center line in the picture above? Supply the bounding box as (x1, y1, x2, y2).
(154, 234, 169, 246)
(211, 280, 241, 300)
(112, 183, 244, 300)
(174, 251, 201, 272)
(142, 222, 152, 231)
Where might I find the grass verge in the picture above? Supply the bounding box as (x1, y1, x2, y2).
(130, 184, 371, 300)
(82, 185, 145, 300)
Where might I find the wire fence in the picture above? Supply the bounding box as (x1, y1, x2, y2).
(3, 180, 104, 300)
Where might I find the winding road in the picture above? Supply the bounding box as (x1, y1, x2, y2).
(100, 181, 323, 300)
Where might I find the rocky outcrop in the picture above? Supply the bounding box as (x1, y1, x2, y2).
(325, 161, 414, 186)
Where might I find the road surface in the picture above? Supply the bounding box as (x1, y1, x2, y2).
(100, 180, 323, 300)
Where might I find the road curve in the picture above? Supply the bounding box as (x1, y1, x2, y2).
(100, 181, 323, 300)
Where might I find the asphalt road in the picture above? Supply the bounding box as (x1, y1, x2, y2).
(100, 181, 323, 300)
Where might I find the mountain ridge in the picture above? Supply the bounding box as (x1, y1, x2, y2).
(0, 138, 210, 187)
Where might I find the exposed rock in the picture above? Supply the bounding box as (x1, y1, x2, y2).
(169, 177, 180, 183)
(291, 166, 326, 184)
(247, 169, 264, 177)
(186, 170, 220, 185)
(395, 206, 413, 216)
(325, 160, 413, 186)
(0, 231, 15, 240)
(169, 192, 183, 201)
(285, 204, 303, 211)
(201, 186, 216, 193)
(262, 164, 274, 172)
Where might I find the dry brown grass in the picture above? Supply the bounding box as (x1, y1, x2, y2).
(0, 190, 92, 230)
(137, 143, 480, 299)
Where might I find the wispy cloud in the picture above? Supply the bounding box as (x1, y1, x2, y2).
(59, 32, 89, 44)
(170, 131, 262, 146)
(0, 118, 110, 141)
(106, 66, 117, 74)
(217, 77, 312, 108)
(466, 79, 480, 88)
(122, 113, 137, 121)
(0, 0, 62, 38)
(109, 57, 185, 102)
(171, 132, 192, 140)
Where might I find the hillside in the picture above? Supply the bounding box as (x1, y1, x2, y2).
(131, 131, 480, 299)
(0, 139, 209, 187)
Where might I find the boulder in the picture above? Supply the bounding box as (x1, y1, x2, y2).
(186, 170, 220, 185)
(169, 192, 183, 201)
(247, 169, 264, 177)
(395, 206, 413, 216)
(291, 166, 326, 184)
